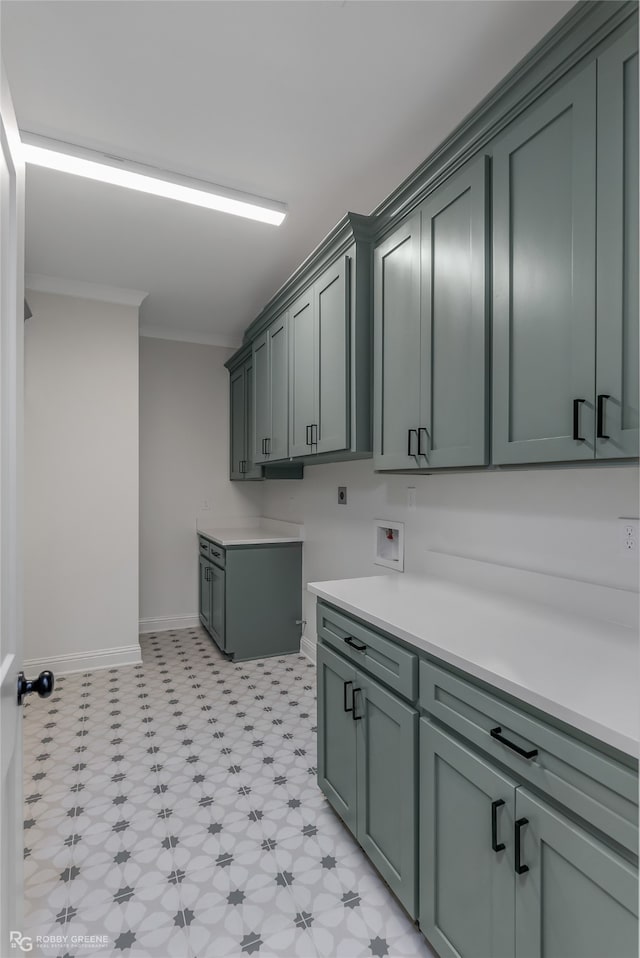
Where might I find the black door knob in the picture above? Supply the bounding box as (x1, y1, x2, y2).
(17, 670, 55, 706)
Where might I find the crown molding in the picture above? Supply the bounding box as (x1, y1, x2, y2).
(25, 273, 148, 308)
(139, 324, 242, 349)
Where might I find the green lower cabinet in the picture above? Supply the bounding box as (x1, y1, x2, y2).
(317, 642, 418, 919)
(420, 720, 517, 958)
(198, 555, 212, 631)
(316, 644, 358, 834)
(356, 673, 418, 918)
(514, 788, 638, 958)
(209, 562, 226, 649)
(420, 719, 638, 958)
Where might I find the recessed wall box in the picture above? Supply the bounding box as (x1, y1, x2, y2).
(374, 520, 405, 572)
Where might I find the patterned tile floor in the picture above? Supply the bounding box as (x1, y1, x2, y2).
(22, 628, 435, 958)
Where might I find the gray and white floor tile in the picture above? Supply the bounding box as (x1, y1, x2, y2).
(23, 628, 436, 958)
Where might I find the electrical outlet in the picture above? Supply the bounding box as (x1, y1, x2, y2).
(338, 486, 347, 505)
(407, 487, 416, 511)
(619, 518, 639, 558)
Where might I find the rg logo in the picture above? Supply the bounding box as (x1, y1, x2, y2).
(9, 932, 33, 952)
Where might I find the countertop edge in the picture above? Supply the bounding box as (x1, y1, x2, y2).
(308, 581, 638, 759)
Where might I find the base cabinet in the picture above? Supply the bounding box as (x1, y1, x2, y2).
(420, 722, 639, 958)
(420, 721, 517, 958)
(198, 537, 301, 661)
(515, 789, 638, 958)
(317, 643, 418, 918)
(317, 600, 639, 958)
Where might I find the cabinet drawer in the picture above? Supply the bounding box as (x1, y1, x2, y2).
(198, 537, 210, 556)
(208, 543, 226, 568)
(419, 660, 638, 853)
(317, 602, 417, 702)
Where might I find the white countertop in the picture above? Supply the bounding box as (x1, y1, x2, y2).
(199, 527, 302, 546)
(198, 518, 303, 547)
(308, 574, 639, 757)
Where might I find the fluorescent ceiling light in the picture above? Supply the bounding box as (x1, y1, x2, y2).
(20, 133, 287, 226)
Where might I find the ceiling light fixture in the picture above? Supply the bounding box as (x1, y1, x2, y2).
(20, 133, 287, 226)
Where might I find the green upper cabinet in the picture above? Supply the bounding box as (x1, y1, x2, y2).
(514, 788, 638, 958)
(253, 311, 289, 463)
(289, 289, 316, 458)
(288, 225, 373, 463)
(492, 63, 598, 464)
(374, 155, 489, 470)
(420, 157, 489, 468)
(373, 214, 422, 470)
(596, 30, 639, 460)
(315, 255, 349, 454)
(229, 355, 261, 480)
(289, 254, 350, 458)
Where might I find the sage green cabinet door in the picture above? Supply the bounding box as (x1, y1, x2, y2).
(289, 291, 315, 458)
(198, 556, 211, 630)
(493, 63, 597, 464)
(243, 359, 262, 479)
(420, 156, 489, 467)
(316, 255, 349, 455)
(374, 214, 422, 469)
(316, 643, 358, 835)
(356, 673, 418, 918)
(209, 564, 226, 650)
(514, 788, 638, 958)
(268, 313, 289, 461)
(253, 330, 270, 463)
(420, 720, 517, 958)
(229, 366, 246, 480)
(596, 30, 639, 459)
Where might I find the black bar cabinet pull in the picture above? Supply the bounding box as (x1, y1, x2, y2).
(407, 428, 418, 456)
(597, 394, 610, 439)
(344, 636, 367, 652)
(312, 424, 318, 446)
(491, 799, 505, 852)
(352, 687, 362, 721)
(572, 398, 585, 441)
(306, 425, 311, 446)
(490, 726, 538, 760)
(343, 680, 353, 713)
(418, 427, 428, 457)
(515, 818, 529, 874)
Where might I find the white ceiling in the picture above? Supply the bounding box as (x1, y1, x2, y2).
(2, 0, 574, 345)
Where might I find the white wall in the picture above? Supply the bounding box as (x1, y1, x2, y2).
(262, 459, 640, 640)
(139, 337, 262, 628)
(24, 290, 140, 671)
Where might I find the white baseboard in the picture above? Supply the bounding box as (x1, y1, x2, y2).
(24, 644, 142, 676)
(300, 634, 317, 663)
(139, 614, 200, 634)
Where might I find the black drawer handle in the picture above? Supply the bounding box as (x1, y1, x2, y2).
(418, 427, 428, 457)
(343, 680, 353, 713)
(352, 687, 362, 721)
(491, 799, 505, 852)
(515, 817, 529, 874)
(344, 636, 366, 652)
(407, 428, 418, 457)
(306, 425, 312, 446)
(490, 727, 538, 760)
(572, 398, 585, 441)
(212, 551, 221, 558)
(597, 394, 610, 440)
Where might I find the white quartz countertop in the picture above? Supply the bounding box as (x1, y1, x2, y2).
(308, 574, 639, 757)
(198, 518, 303, 547)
